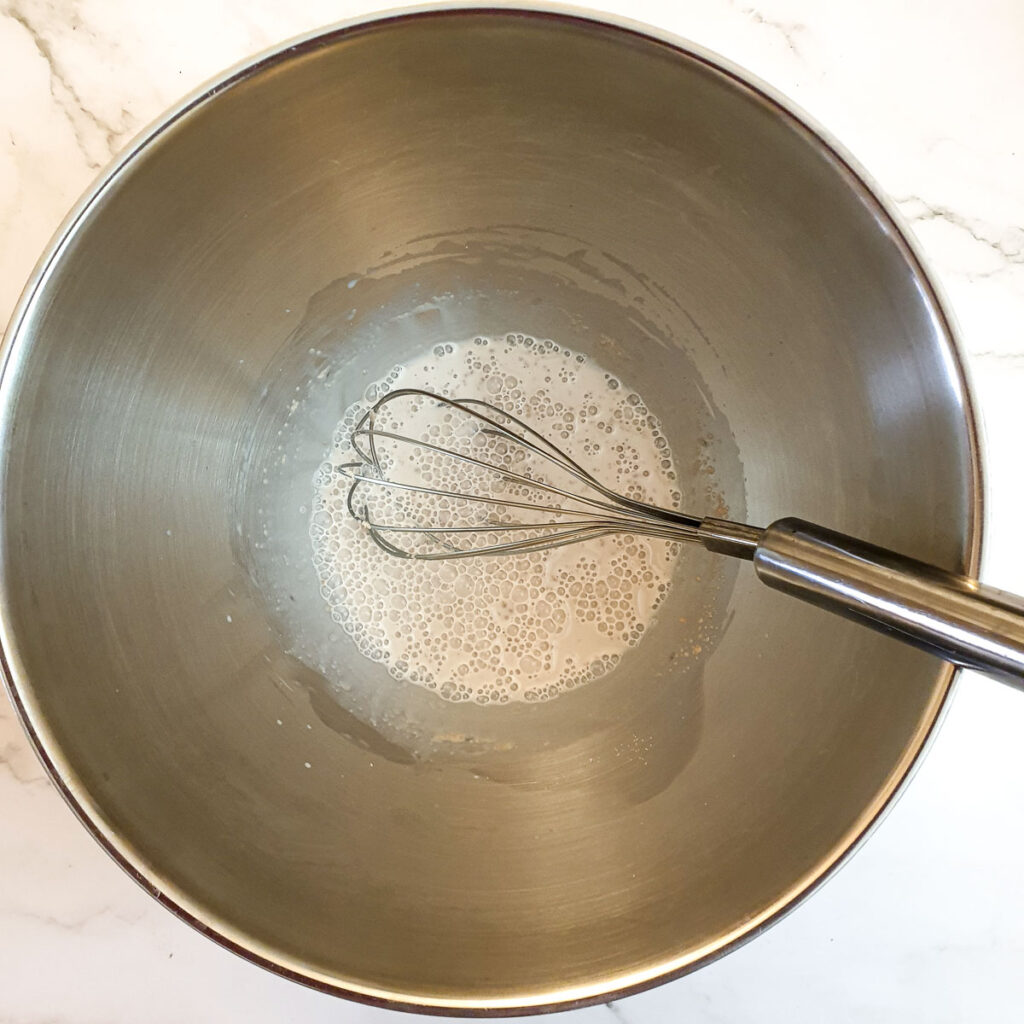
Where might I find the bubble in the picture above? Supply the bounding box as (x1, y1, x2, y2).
(309, 332, 690, 705)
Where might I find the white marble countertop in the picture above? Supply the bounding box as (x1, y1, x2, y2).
(2, 1, 1022, 1021)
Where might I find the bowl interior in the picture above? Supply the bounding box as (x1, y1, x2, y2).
(0, 10, 976, 1012)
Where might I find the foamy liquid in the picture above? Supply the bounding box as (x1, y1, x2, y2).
(310, 334, 682, 704)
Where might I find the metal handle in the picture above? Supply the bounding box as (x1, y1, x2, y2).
(747, 517, 1024, 688)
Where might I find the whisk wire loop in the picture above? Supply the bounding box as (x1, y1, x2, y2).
(341, 388, 703, 559)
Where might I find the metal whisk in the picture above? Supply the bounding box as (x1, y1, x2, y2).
(338, 388, 1024, 687)
(341, 388, 709, 560)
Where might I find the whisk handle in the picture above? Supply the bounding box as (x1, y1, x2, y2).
(749, 517, 1024, 688)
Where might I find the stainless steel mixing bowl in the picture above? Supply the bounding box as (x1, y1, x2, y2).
(0, 7, 980, 1015)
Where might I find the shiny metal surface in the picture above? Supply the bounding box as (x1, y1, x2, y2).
(0, 7, 982, 1016)
(754, 519, 1024, 687)
(341, 388, 1021, 682)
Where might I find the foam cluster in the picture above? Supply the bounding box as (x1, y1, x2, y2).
(310, 334, 682, 704)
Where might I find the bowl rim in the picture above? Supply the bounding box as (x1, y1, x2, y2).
(0, 3, 983, 1016)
